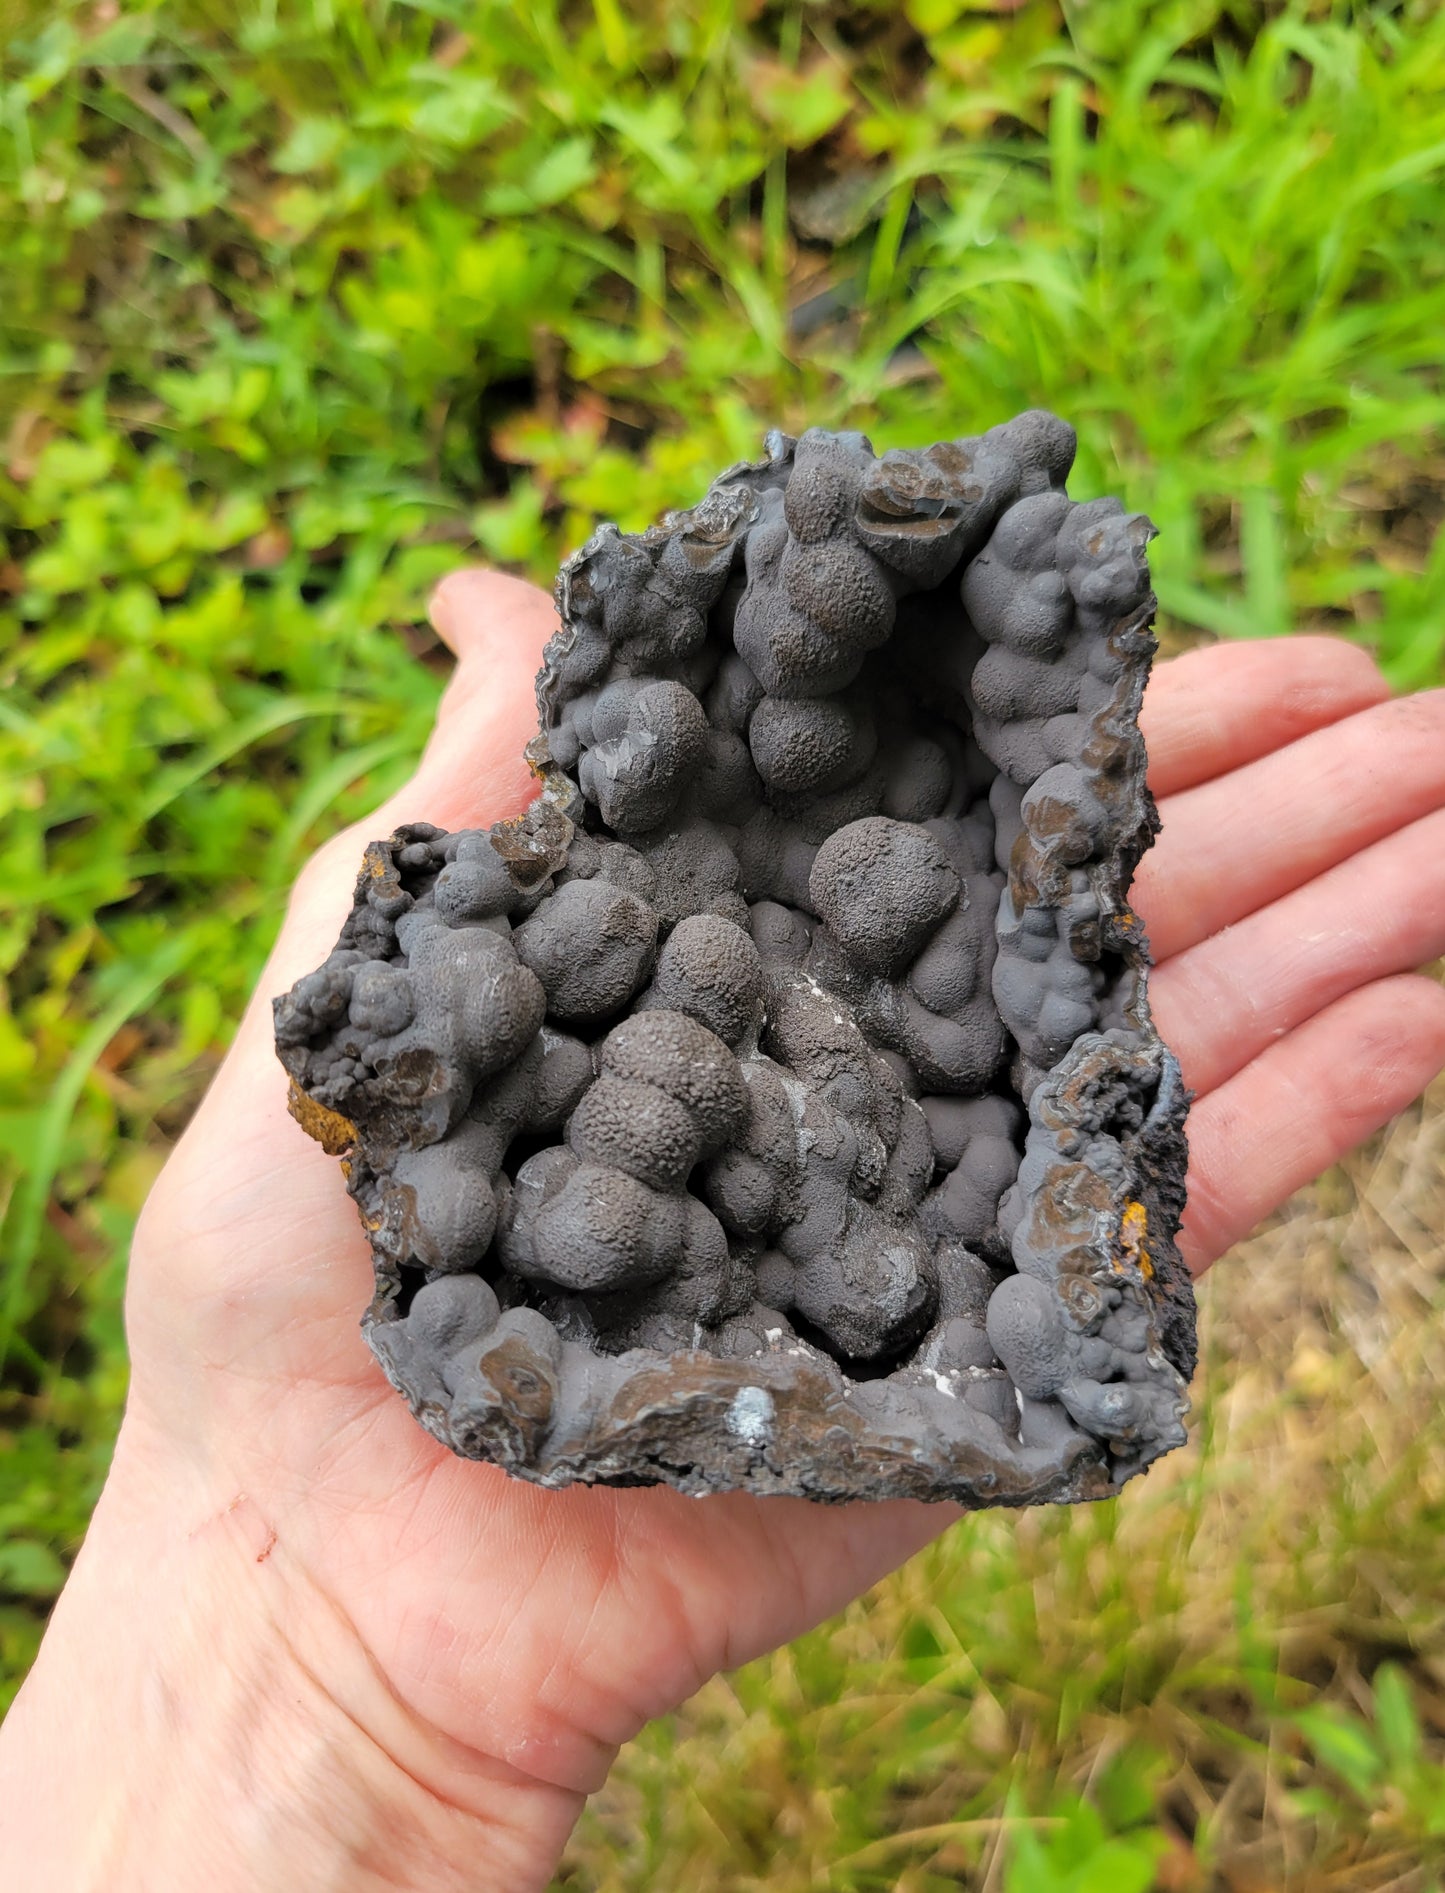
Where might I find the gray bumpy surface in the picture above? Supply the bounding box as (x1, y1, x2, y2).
(275, 415, 1194, 1506)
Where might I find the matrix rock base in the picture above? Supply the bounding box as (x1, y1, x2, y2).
(276, 415, 1194, 1507)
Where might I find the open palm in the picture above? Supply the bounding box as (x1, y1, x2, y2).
(112, 571, 1445, 1885)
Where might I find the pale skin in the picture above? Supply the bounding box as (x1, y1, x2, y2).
(4, 570, 1445, 1891)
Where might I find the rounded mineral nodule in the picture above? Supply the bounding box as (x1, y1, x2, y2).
(275, 415, 1193, 1507)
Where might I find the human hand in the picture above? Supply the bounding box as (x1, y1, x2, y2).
(5, 573, 1444, 1892)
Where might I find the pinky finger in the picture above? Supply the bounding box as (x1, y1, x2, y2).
(1179, 974, 1445, 1276)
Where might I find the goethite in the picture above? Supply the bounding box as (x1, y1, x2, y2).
(275, 414, 1194, 1508)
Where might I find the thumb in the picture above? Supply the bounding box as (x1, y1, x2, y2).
(229, 569, 554, 1055)
(403, 569, 558, 837)
(147, 569, 557, 1225)
(269, 569, 558, 999)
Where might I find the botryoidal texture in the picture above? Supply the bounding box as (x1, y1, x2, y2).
(275, 416, 1194, 1507)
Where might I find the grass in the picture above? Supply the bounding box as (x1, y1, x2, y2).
(3, 0, 1445, 1882)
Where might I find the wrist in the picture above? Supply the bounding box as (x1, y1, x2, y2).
(0, 1424, 585, 1892)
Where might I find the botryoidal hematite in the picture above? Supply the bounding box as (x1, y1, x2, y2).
(275, 415, 1194, 1507)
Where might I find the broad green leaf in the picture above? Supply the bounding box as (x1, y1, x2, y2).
(1294, 1707, 1385, 1801)
(1371, 1664, 1422, 1774)
(748, 60, 854, 150)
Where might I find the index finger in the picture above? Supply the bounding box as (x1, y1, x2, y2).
(1142, 635, 1388, 799)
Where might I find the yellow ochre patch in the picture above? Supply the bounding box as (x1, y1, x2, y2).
(286, 1080, 357, 1156)
(1117, 1199, 1154, 1279)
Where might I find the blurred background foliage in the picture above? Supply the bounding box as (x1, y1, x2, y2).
(4, 0, 1445, 1883)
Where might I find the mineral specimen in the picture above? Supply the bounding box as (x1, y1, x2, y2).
(275, 415, 1194, 1507)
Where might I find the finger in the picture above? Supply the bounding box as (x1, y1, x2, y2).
(1141, 636, 1387, 799)
(174, 572, 556, 1158)
(428, 566, 551, 662)
(266, 572, 556, 999)
(1136, 689, 1445, 962)
(1152, 805, 1445, 1097)
(1178, 974, 1445, 1274)
(391, 568, 557, 835)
